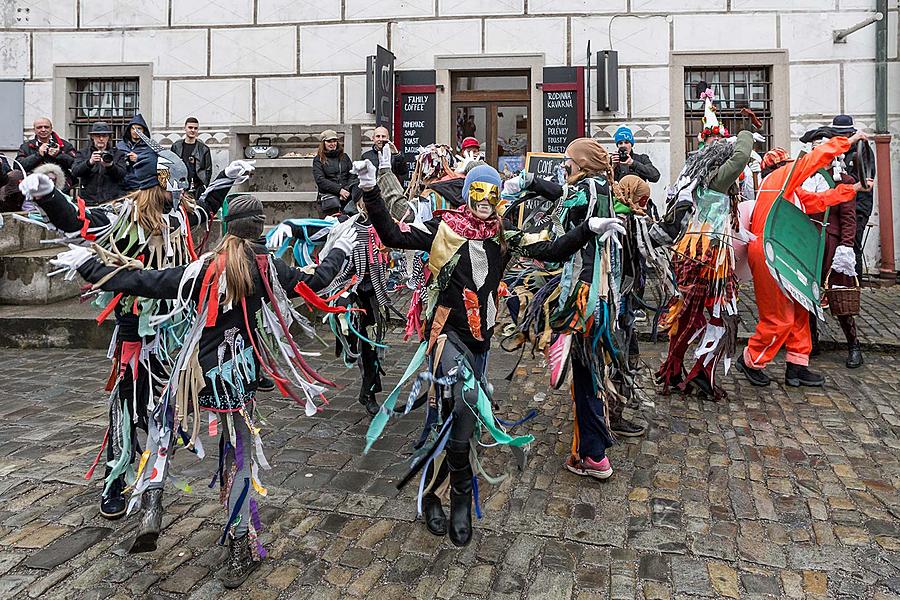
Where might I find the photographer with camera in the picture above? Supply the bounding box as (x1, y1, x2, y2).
(16, 117, 77, 192)
(71, 121, 127, 206)
(610, 126, 660, 184)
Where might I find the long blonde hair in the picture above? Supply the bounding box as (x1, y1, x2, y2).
(212, 234, 255, 306)
(130, 186, 196, 234)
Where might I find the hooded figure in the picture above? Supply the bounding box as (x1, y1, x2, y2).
(118, 113, 152, 191)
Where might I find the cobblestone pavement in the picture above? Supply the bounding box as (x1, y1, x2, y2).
(0, 336, 898, 600)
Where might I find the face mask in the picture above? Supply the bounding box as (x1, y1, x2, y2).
(467, 181, 500, 206)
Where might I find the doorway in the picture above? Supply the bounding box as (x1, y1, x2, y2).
(451, 70, 530, 175)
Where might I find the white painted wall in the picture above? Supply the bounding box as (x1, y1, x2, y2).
(3, 0, 899, 270)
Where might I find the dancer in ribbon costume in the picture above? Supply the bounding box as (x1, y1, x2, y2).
(653, 88, 758, 400)
(501, 138, 641, 479)
(737, 132, 871, 387)
(267, 145, 406, 416)
(18, 134, 253, 527)
(354, 159, 621, 546)
(49, 195, 356, 588)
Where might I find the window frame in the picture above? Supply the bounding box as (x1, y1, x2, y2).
(668, 50, 789, 182)
(52, 64, 154, 147)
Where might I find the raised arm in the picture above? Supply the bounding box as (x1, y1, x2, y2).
(527, 175, 565, 202)
(77, 257, 186, 299)
(183, 161, 255, 228)
(361, 184, 436, 251)
(782, 136, 852, 197)
(794, 183, 858, 215)
(708, 130, 754, 194)
(35, 187, 112, 233)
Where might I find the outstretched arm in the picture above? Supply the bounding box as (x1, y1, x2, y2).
(511, 220, 596, 262)
(795, 183, 858, 215)
(35, 187, 112, 233)
(361, 184, 436, 251)
(276, 246, 349, 295)
(783, 136, 853, 197)
(708, 130, 754, 194)
(77, 257, 185, 299)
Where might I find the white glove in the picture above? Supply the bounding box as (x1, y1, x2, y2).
(752, 132, 766, 143)
(748, 151, 762, 174)
(831, 245, 857, 277)
(587, 217, 627, 244)
(224, 160, 255, 184)
(49, 244, 94, 279)
(266, 222, 293, 250)
(352, 159, 377, 191)
(333, 230, 357, 256)
(455, 150, 477, 174)
(502, 177, 522, 196)
(378, 144, 392, 169)
(19, 173, 54, 201)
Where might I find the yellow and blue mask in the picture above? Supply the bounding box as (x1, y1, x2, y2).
(463, 165, 502, 211)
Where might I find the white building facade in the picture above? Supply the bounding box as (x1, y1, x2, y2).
(1, 0, 898, 270)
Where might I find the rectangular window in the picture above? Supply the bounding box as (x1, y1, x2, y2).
(67, 78, 140, 149)
(683, 66, 772, 155)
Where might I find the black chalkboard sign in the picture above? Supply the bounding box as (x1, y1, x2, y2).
(542, 67, 584, 154)
(394, 71, 437, 181)
(525, 152, 566, 182)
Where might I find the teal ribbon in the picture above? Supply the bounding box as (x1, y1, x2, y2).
(364, 341, 428, 453)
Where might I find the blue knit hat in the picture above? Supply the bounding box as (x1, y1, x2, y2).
(463, 164, 502, 203)
(614, 126, 634, 145)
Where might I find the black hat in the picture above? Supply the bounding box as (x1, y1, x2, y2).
(89, 121, 113, 135)
(831, 114, 856, 132)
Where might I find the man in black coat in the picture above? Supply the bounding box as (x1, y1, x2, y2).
(830, 115, 876, 277)
(170, 116, 212, 197)
(360, 126, 406, 181)
(611, 126, 660, 183)
(71, 121, 127, 206)
(16, 117, 77, 191)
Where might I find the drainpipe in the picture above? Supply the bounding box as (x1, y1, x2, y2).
(874, 0, 896, 281)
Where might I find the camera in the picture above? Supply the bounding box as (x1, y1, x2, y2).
(101, 151, 114, 164)
(618, 148, 629, 162)
(46, 138, 58, 149)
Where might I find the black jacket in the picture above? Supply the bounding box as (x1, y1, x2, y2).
(614, 151, 660, 183)
(0, 156, 9, 188)
(171, 138, 213, 192)
(71, 144, 127, 205)
(313, 151, 357, 197)
(361, 146, 407, 180)
(16, 133, 77, 189)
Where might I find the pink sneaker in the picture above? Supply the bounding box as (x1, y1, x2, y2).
(581, 456, 613, 480)
(564, 455, 613, 480)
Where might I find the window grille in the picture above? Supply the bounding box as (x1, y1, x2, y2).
(67, 78, 140, 149)
(683, 66, 772, 155)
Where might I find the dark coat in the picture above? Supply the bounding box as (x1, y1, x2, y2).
(171, 138, 213, 191)
(312, 151, 357, 197)
(614, 151, 660, 183)
(16, 132, 77, 190)
(117, 114, 152, 191)
(810, 178, 857, 287)
(71, 144, 127, 205)
(361, 146, 407, 180)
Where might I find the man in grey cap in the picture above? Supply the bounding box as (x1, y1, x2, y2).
(72, 121, 128, 205)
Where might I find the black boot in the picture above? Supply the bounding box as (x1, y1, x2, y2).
(257, 374, 275, 392)
(447, 455, 473, 547)
(129, 488, 164, 553)
(737, 353, 770, 387)
(221, 533, 260, 589)
(422, 492, 447, 536)
(845, 345, 863, 369)
(609, 400, 645, 437)
(359, 392, 379, 417)
(99, 473, 127, 520)
(784, 362, 825, 387)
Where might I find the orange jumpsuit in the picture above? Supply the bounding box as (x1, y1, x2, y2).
(744, 137, 857, 368)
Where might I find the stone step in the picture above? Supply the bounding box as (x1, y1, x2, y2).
(0, 297, 113, 349)
(0, 212, 60, 255)
(0, 246, 82, 305)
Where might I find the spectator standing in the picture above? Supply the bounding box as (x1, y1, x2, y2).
(170, 117, 212, 197)
(71, 122, 127, 206)
(361, 126, 406, 181)
(16, 117, 77, 192)
(611, 126, 660, 183)
(312, 130, 356, 217)
(117, 113, 152, 192)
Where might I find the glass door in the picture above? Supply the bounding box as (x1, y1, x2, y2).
(451, 70, 530, 172)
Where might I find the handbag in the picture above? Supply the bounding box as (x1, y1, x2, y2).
(317, 192, 342, 214)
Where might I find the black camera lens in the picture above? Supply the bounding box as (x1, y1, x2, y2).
(102, 151, 114, 163)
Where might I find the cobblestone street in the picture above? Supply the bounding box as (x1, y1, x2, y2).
(0, 336, 898, 600)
